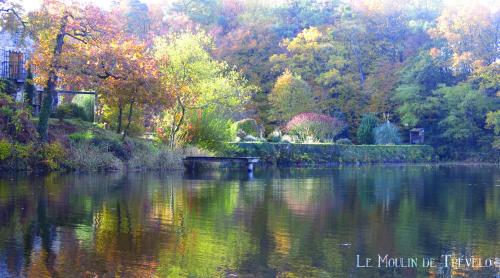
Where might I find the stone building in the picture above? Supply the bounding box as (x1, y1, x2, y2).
(0, 30, 33, 101)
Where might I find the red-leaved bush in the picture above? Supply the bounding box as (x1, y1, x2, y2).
(284, 112, 346, 142)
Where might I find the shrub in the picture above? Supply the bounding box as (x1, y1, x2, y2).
(187, 109, 236, 153)
(7, 143, 36, 170)
(0, 139, 12, 160)
(267, 130, 282, 142)
(13, 143, 33, 159)
(71, 94, 95, 122)
(285, 112, 346, 142)
(0, 78, 16, 96)
(54, 104, 71, 121)
(374, 121, 402, 145)
(0, 141, 36, 170)
(11, 110, 37, 143)
(336, 138, 353, 145)
(182, 145, 212, 157)
(128, 141, 183, 170)
(232, 118, 261, 138)
(357, 113, 379, 144)
(0, 93, 37, 143)
(91, 137, 132, 161)
(40, 142, 67, 170)
(54, 103, 86, 121)
(67, 141, 123, 171)
(155, 148, 184, 170)
(68, 130, 94, 142)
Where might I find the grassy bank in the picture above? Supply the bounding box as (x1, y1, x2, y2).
(227, 142, 436, 165)
(0, 119, 187, 172)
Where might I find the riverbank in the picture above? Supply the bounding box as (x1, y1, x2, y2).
(227, 142, 437, 165)
(0, 118, 189, 172)
(2, 119, 496, 172)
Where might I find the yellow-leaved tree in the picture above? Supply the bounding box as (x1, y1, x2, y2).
(154, 32, 258, 147)
(268, 69, 315, 123)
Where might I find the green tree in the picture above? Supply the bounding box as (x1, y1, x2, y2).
(171, 0, 220, 26)
(269, 26, 366, 134)
(374, 121, 401, 145)
(154, 32, 256, 147)
(270, 27, 346, 96)
(393, 50, 454, 148)
(274, 0, 337, 37)
(268, 70, 315, 123)
(486, 110, 500, 135)
(123, 0, 151, 39)
(435, 84, 491, 148)
(486, 110, 500, 149)
(356, 113, 379, 144)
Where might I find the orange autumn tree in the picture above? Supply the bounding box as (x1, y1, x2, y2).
(86, 35, 160, 139)
(29, 0, 110, 141)
(78, 7, 162, 139)
(29, 1, 160, 140)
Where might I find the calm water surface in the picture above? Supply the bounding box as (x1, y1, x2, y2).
(0, 165, 498, 277)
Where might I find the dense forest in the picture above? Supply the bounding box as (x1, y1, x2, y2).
(0, 0, 499, 163)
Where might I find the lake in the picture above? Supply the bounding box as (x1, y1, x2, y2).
(0, 165, 498, 277)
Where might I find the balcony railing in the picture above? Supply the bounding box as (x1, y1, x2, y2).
(0, 50, 27, 82)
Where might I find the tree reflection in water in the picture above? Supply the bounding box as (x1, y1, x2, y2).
(0, 165, 498, 277)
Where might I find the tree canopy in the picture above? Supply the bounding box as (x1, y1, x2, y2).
(0, 0, 498, 157)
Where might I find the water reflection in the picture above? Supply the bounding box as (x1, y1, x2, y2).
(0, 165, 498, 277)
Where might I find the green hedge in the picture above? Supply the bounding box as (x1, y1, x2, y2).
(227, 142, 436, 165)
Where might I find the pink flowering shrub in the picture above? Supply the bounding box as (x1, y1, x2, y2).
(285, 112, 347, 142)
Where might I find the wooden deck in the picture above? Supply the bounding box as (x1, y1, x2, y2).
(183, 156, 260, 172)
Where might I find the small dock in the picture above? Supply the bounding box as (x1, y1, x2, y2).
(183, 156, 260, 172)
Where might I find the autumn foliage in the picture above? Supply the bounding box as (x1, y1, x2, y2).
(0, 0, 497, 159)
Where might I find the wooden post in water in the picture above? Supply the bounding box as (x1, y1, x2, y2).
(247, 161, 254, 172)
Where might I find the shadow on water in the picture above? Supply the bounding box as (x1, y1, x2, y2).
(0, 165, 498, 277)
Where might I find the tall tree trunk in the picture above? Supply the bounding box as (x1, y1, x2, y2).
(37, 14, 69, 141)
(169, 97, 185, 149)
(116, 102, 123, 134)
(122, 100, 134, 141)
(37, 89, 53, 141)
